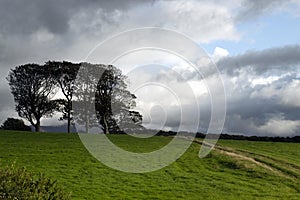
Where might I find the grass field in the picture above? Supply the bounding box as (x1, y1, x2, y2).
(0, 130, 300, 199)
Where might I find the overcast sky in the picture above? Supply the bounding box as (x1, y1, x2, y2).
(1, 0, 300, 136)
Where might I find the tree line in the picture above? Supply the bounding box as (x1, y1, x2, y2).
(7, 61, 143, 134)
(155, 130, 300, 143)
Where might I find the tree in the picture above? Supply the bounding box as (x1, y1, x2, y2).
(95, 65, 143, 134)
(0, 118, 31, 131)
(46, 61, 80, 133)
(73, 63, 143, 134)
(7, 64, 59, 132)
(73, 63, 105, 133)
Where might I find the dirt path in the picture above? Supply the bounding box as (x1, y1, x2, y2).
(193, 139, 274, 170)
(217, 149, 275, 171)
(192, 138, 292, 178)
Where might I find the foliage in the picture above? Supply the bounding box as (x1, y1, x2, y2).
(74, 63, 143, 134)
(0, 163, 70, 200)
(72, 63, 105, 133)
(7, 61, 142, 133)
(95, 64, 143, 134)
(7, 64, 59, 132)
(45, 61, 80, 133)
(0, 118, 31, 131)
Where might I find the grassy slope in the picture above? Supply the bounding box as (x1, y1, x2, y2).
(0, 130, 299, 199)
(218, 140, 300, 180)
(219, 140, 300, 166)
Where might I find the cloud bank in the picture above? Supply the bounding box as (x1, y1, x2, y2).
(0, 0, 299, 136)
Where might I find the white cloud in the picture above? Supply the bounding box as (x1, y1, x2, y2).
(251, 78, 300, 107)
(256, 116, 300, 136)
(250, 76, 281, 86)
(212, 47, 230, 62)
(224, 114, 300, 136)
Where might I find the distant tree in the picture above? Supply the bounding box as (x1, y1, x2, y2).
(46, 61, 80, 133)
(95, 65, 143, 134)
(7, 64, 59, 132)
(0, 118, 31, 131)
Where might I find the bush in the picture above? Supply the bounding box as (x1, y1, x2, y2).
(0, 163, 71, 200)
(0, 118, 31, 132)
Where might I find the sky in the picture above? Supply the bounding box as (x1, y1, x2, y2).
(0, 0, 300, 136)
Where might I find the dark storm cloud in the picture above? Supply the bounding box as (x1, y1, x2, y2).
(0, 0, 72, 35)
(0, 0, 158, 68)
(0, 0, 299, 136)
(0, 0, 153, 36)
(0, 87, 14, 107)
(217, 45, 300, 75)
(0, 87, 16, 122)
(160, 46, 300, 136)
(226, 94, 298, 127)
(223, 72, 300, 136)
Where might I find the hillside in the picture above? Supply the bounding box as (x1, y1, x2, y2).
(0, 130, 299, 199)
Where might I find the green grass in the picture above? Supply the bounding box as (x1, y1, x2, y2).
(219, 140, 300, 165)
(218, 140, 300, 180)
(0, 130, 300, 199)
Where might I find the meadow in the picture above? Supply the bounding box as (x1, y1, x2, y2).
(0, 130, 300, 199)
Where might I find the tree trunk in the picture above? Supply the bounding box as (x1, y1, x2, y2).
(35, 120, 41, 132)
(67, 117, 71, 133)
(103, 116, 109, 134)
(67, 101, 71, 133)
(85, 113, 89, 133)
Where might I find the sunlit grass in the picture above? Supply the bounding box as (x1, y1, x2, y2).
(0, 130, 299, 199)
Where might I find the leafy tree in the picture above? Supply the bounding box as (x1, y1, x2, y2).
(0, 118, 31, 131)
(95, 65, 143, 134)
(73, 63, 143, 134)
(7, 62, 142, 134)
(73, 63, 104, 133)
(7, 64, 59, 132)
(46, 61, 80, 133)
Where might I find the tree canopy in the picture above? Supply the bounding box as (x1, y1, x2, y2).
(7, 64, 59, 132)
(7, 61, 143, 134)
(95, 64, 143, 134)
(73, 63, 143, 134)
(45, 61, 80, 133)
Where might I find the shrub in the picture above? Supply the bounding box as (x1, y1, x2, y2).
(0, 118, 31, 132)
(0, 163, 71, 200)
